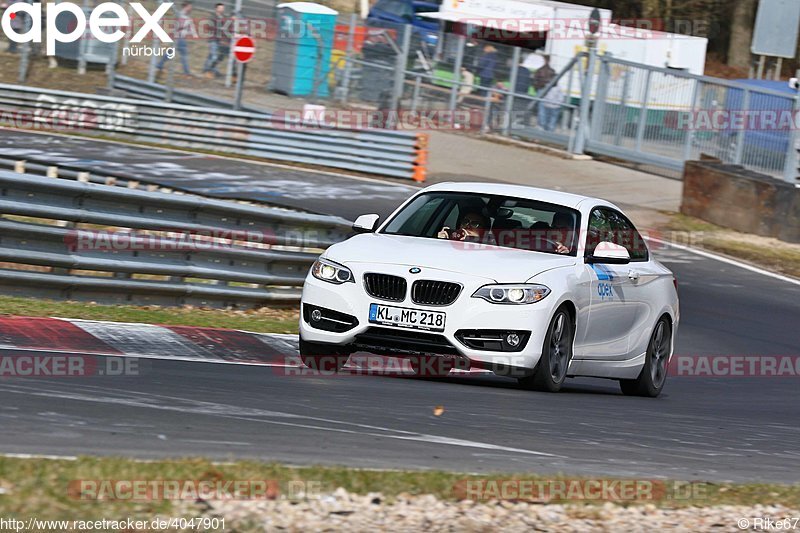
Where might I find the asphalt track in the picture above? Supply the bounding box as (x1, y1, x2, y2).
(1, 130, 799, 483)
(0, 129, 415, 220)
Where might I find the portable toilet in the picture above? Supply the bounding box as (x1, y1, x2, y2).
(271, 2, 339, 98)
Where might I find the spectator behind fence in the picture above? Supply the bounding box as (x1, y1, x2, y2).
(538, 83, 565, 132)
(532, 54, 555, 92)
(457, 67, 475, 104)
(478, 44, 498, 95)
(511, 58, 532, 127)
(157, 2, 194, 77)
(202, 3, 229, 79)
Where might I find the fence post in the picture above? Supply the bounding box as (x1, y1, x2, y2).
(588, 55, 609, 142)
(783, 87, 800, 183)
(501, 46, 521, 137)
(573, 47, 596, 155)
(225, 0, 243, 88)
(733, 89, 750, 165)
(448, 35, 466, 113)
(613, 69, 630, 146)
(682, 79, 700, 161)
(634, 69, 652, 152)
(388, 25, 412, 129)
(339, 14, 358, 103)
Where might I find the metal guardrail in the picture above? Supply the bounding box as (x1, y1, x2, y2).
(0, 84, 428, 181)
(110, 75, 271, 115)
(0, 170, 352, 307)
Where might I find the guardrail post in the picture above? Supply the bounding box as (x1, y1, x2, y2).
(77, 172, 90, 182)
(46, 166, 58, 178)
(14, 161, 25, 174)
(573, 47, 596, 155)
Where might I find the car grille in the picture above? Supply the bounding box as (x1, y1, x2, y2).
(411, 280, 462, 306)
(363, 273, 407, 302)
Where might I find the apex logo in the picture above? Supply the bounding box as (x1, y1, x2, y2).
(1, 2, 173, 56)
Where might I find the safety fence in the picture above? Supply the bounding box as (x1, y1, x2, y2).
(0, 170, 351, 307)
(584, 54, 799, 182)
(0, 83, 428, 181)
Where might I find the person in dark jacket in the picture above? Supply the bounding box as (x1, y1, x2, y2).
(511, 61, 532, 127)
(477, 44, 498, 95)
(202, 3, 229, 78)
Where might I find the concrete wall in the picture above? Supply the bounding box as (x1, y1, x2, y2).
(681, 160, 800, 244)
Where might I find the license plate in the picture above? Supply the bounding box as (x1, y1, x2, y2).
(369, 303, 446, 332)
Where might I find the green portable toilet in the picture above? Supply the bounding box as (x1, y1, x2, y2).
(271, 2, 339, 98)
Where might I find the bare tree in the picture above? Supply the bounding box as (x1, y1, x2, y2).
(727, 0, 757, 68)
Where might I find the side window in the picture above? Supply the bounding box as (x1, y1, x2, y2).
(607, 210, 649, 262)
(586, 208, 612, 256)
(586, 208, 648, 261)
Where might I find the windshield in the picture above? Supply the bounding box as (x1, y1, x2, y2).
(381, 192, 580, 256)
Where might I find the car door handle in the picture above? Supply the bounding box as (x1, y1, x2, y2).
(628, 270, 640, 282)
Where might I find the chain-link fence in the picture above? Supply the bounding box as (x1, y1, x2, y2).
(585, 54, 798, 182)
(4, 5, 799, 183)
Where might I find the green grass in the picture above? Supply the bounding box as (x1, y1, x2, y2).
(664, 213, 800, 279)
(0, 295, 299, 334)
(0, 456, 798, 524)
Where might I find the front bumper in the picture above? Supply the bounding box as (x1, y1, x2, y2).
(299, 267, 557, 371)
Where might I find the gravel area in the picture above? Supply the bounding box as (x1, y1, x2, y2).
(196, 488, 800, 532)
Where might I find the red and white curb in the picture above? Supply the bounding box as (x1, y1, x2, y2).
(0, 316, 299, 367)
(0, 316, 490, 375)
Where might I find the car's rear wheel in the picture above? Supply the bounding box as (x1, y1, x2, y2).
(409, 355, 454, 378)
(619, 317, 671, 397)
(299, 338, 349, 372)
(519, 306, 573, 392)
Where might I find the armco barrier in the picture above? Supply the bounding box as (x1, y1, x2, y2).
(110, 75, 271, 114)
(0, 171, 352, 307)
(0, 84, 428, 181)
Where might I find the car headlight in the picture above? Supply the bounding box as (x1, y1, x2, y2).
(472, 284, 551, 304)
(311, 258, 354, 284)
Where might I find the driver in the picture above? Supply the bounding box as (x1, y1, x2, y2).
(549, 212, 573, 254)
(437, 211, 488, 241)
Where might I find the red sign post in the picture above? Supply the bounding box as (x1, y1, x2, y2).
(233, 36, 256, 63)
(232, 36, 255, 110)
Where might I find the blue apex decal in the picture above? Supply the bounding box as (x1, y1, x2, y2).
(590, 264, 615, 281)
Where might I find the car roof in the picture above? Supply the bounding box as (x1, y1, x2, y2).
(420, 182, 617, 211)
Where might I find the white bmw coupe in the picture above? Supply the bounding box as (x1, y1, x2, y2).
(299, 182, 679, 397)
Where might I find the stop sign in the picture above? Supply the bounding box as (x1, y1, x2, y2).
(233, 36, 256, 63)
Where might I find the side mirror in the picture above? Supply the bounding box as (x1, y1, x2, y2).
(587, 241, 630, 265)
(352, 214, 380, 233)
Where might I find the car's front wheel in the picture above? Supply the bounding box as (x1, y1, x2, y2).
(299, 338, 349, 372)
(619, 317, 672, 397)
(519, 306, 574, 392)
